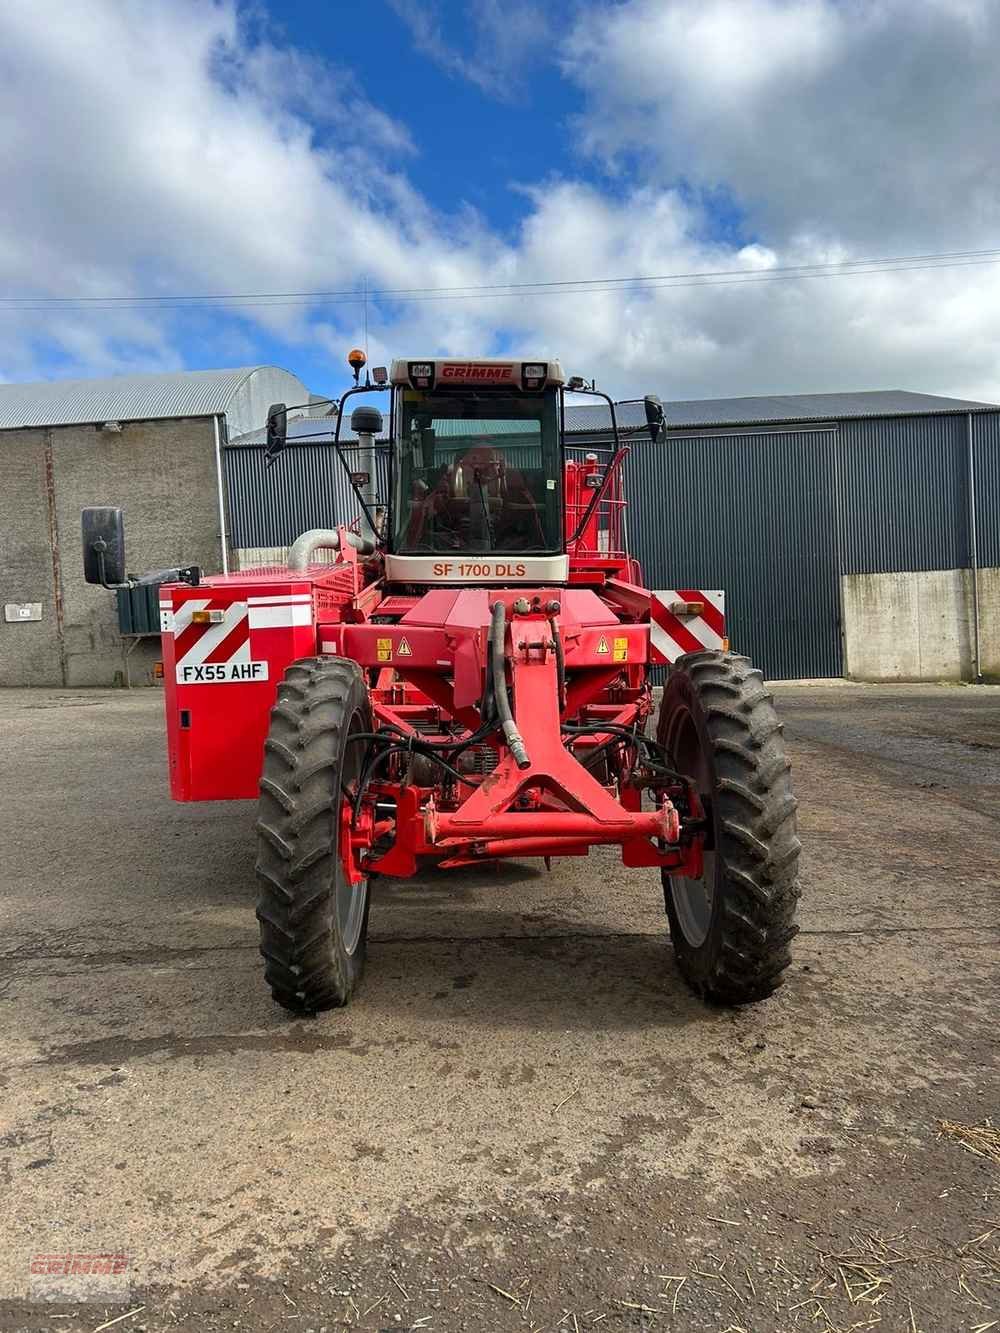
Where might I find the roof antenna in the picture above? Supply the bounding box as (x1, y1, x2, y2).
(362, 274, 370, 381)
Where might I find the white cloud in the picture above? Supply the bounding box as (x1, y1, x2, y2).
(0, 0, 998, 406)
(564, 0, 1000, 250)
(0, 0, 478, 377)
(385, 0, 552, 100)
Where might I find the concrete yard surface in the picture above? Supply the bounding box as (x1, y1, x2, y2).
(0, 683, 998, 1331)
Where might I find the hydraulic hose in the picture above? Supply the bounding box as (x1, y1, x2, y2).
(489, 601, 531, 770)
(548, 611, 566, 710)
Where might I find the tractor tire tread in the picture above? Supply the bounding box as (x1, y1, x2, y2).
(255, 656, 370, 1013)
(658, 649, 801, 1005)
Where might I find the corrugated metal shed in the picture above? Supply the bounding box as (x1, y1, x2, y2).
(0, 365, 312, 439)
(973, 411, 1000, 568)
(565, 388, 996, 434)
(835, 413, 971, 574)
(232, 389, 997, 445)
(225, 438, 391, 551)
(631, 426, 843, 679)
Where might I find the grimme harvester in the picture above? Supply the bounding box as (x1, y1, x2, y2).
(82, 353, 801, 1013)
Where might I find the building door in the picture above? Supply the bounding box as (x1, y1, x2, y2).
(628, 426, 843, 679)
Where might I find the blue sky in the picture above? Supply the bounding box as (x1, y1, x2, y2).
(1, 0, 999, 405)
(281, 1, 586, 236)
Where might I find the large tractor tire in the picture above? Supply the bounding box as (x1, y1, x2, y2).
(656, 651, 801, 1004)
(255, 656, 372, 1013)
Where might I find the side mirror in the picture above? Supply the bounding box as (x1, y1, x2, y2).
(644, 394, 666, 443)
(265, 402, 288, 465)
(82, 506, 126, 586)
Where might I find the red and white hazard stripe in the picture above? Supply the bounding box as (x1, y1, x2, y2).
(649, 589, 726, 665)
(159, 590, 316, 679)
(173, 600, 252, 673)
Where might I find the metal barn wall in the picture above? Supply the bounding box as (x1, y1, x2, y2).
(973, 411, 1000, 567)
(835, 413, 970, 573)
(625, 408, 1000, 680)
(627, 427, 843, 679)
(224, 441, 390, 552)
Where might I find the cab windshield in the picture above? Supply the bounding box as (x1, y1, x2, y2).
(392, 389, 562, 554)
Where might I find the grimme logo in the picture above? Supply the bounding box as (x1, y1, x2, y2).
(440, 363, 512, 380)
(31, 1253, 129, 1276)
(28, 1252, 132, 1302)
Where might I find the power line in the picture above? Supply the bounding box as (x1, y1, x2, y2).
(1, 246, 999, 313)
(2, 245, 998, 302)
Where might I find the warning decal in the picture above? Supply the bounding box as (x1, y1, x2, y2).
(173, 599, 256, 684)
(596, 636, 610, 655)
(377, 636, 393, 662)
(397, 637, 412, 657)
(649, 590, 726, 665)
(613, 637, 628, 662)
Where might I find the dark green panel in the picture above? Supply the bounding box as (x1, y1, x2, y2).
(628, 428, 842, 680)
(116, 584, 161, 636)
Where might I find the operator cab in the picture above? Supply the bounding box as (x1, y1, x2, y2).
(386, 358, 568, 585)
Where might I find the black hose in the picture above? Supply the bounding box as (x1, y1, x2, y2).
(346, 701, 504, 825)
(490, 601, 530, 770)
(549, 612, 566, 709)
(579, 735, 621, 774)
(561, 721, 690, 785)
(352, 742, 476, 822)
(346, 723, 493, 755)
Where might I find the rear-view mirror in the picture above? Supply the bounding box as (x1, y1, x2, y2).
(82, 506, 126, 586)
(644, 395, 666, 443)
(265, 402, 288, 464)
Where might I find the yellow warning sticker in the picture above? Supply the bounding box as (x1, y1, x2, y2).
(376, 636, 393, 662)
(613, 636, 629, 662)
(397, 637, 412, 657)
(596, 636, 610, 655)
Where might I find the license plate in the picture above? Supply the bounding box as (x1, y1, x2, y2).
(176, 661, 269, 684)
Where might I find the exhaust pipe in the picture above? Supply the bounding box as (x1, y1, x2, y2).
(286, 528, 374, 572)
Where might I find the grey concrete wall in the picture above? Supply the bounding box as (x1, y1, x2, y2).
(842, 567, 999, 681)
(1, 428, 64, 686)
(976, 566, 1000, 680)
(0, 417, 225, 687)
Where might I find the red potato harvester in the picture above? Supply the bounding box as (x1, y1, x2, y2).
(82, 352, 801, 1013)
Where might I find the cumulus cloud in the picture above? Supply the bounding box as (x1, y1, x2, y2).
(564, 0, 1000, 250)
(0, 0, 490, 377)
(0, 0, 998, 405)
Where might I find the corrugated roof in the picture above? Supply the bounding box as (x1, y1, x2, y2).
(566, 388, 998, 433)
(0, 365, 312, 436)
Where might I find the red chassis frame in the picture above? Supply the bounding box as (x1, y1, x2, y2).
(161, 534, 709, 882)
(316, 582, 706, 882)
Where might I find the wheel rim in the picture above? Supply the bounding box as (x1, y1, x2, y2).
(667, 704, 715, 948)
(336, 710, 368, 957)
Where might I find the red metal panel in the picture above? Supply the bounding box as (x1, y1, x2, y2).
(162, 576, 318, 800)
